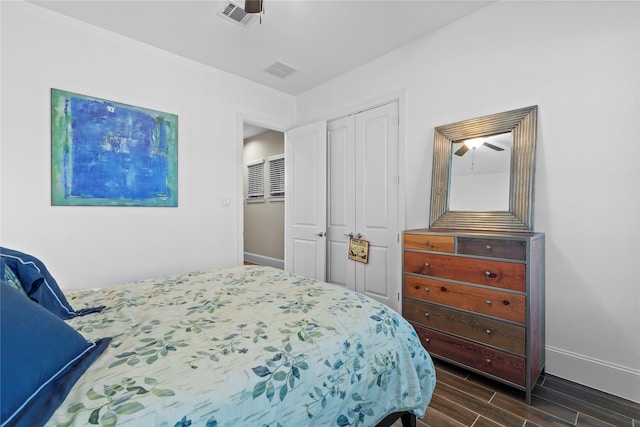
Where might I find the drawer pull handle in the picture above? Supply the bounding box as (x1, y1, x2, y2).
(503, 300, 510, 306)
(486, 359, 492, 364)
(424, 287, 430, 292)
(424, 338, 430, 343)
(486, 245, 493, 250)
(424, 313, 430, 318)
(440, 286, 447, 292)
(414, 285, 420, 290)
(418, 262, 431, 275)
(486, 300, 492, 305)
(424, 240, 430, 246)
(486, 329, 492, 335)
(485, 271, 498, 278)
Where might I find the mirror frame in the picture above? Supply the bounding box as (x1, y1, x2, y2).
(429, 105, 538, 232)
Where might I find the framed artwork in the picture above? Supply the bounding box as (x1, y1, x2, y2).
(51, 89, 178, 206)
(348, 238, 369, 264)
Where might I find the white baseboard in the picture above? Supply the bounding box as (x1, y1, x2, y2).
(244, 252, 284, 270)
(546, 345, 640, 404)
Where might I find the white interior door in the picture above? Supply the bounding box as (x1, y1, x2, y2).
(326, 116, 356, 290)
(354, 102, 400, 310)
(284, 121, 327, 281)
(326, 101, 400, 311)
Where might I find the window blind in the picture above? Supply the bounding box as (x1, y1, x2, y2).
(268, 154, 285, 199)
(247, 159, 264, 200)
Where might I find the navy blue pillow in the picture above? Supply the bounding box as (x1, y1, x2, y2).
(0, 258, 28, 297)
(0, 282, 111, 427)
(0, 247, 104, 319)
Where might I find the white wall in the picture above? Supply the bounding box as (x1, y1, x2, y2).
(0, 2, 295, 289)
(297, 1, 640, 403)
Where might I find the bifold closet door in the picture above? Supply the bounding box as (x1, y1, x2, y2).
(327, 101, 400, 311)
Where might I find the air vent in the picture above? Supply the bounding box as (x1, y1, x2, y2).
(264, 61, 298, 79)
(218, 2, 256, 27)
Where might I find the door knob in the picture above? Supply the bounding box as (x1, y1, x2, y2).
(355, 233, 364, 238)
(316, 232, 326, 237)
(343, 232, 354, 237)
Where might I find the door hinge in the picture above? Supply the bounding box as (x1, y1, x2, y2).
(397, 291, 400, 301)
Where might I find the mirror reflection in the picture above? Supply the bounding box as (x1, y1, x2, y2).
(449, 132, 513, 211)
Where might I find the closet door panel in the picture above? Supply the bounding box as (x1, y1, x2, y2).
(360, 114, 391, 229)
(360, 245, 390, 299)
(327, 117, 356, 291)
(327, 240, 349, 288)
(354, 102, 400, 310)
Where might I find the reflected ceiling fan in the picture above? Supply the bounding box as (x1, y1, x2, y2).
(244, 0, 264, 23)
(245, 0, 263, 14)
(454, 137, 504, 157)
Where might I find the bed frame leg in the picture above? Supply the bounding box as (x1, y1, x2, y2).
(401, 412, 416, 427)
(376, 411, 417, 427)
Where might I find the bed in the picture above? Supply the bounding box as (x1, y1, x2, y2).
(1, 248, 435, 427)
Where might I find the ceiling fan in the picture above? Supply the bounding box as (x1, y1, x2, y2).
(244, 0, 263, 14)
(454, 138, 505, 157)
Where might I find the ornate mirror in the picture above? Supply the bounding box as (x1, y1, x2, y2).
(429, 105, 538, 232)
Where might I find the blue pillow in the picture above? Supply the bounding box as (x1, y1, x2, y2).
(0, 259, 28, 297)
(0, 247, 104, 319)
(0, 282, 111, 427)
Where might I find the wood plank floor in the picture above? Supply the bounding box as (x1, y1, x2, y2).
(396, 359, 640, 427)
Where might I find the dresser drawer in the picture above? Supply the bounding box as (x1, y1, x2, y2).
(404, 251, 526, 292)
(404, 299, 525, 354)
(404, 233, 454, 253)
(412, 324, 526, 387)
(404, 276, 525, 323)
(458, 237, 527, 261)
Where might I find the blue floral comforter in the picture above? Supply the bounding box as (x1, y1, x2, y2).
(47, 266, 435, 427)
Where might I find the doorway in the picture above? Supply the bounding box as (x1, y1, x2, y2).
(242, 123, 285, 269)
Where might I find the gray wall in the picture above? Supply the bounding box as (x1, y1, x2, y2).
(243, 130, 285, 265)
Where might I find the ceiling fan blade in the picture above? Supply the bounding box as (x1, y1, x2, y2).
(245, 0, 263, 13)
(483, 142, 504, 151)
(454, 145, 469, 156)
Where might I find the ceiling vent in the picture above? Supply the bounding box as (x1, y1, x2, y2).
(218, 2, 256, 27)
(264, 61, 298, 79)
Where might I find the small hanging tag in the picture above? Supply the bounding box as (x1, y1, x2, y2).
(348, 237, 369, 264)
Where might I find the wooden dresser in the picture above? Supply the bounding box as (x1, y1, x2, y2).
(402, 229, 545, 403)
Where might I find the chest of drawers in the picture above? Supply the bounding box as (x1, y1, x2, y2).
(402, 229, 545, 403)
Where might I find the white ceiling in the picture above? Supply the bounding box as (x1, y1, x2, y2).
(30, 0, 493, 96)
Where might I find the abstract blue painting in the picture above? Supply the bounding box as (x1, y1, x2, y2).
(51, 89, 178, 206)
